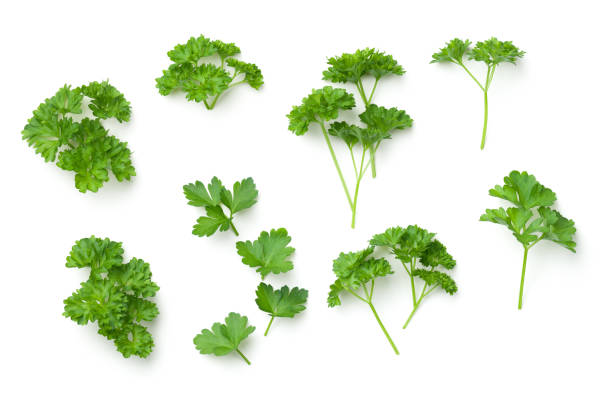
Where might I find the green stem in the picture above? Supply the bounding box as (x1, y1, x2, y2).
(203, 100, 211, 110)
(229, 218, 239, 236)
(518, 247, 529, 310)
(318, 120, 354, 222)
(235, 348, 251, 365)
(264, 316, 275, 336)
(368, 301, 399, 355)
(350, 148, 367, 228)
(367, 78, 379, 105)
(356, 79, 368, 106)
(458, 62, 485, 91)
(481, 90, 488, 150)
(403, 283, 428, 329)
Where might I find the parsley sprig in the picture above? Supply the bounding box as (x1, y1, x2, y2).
(287, 49, 412, 228)
(431, 37, 525, 149)
(156, 35, 263, 110)
(370, 226, 457, 328)
(22, 81, 135, 192)
(480, 171, 576, 309)
(328, 247, 399, 354)
(62, 236, 160, 358)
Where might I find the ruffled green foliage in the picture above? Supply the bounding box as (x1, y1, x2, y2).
(63, 237, 159, 358)
(480, 170, 576, 309)
(287, 48, 412, 228)
(193, 313, 255, 365)
(255, 283, 308, 336)
(371, 225, 457, 328)
(183, 176, 258, 237)
(431, 37, 525, 149)
(327, 247, 398, 354)
(156, 35, 263, 110)
(22, 82, 135, 192)
(236, 228, 295, 279)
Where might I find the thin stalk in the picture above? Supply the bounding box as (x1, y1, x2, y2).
(235, 348, 251, 365)
(318, 121, 353, 211)
(350, 148, 367, 228)
(368, 301, 399, 355)
(481, 90, 488, 150)
(229, 218, 239, 236)
(356, 79, 369, 106)
(458, 62, 485, 91)
(367, 78, 379, 105)
(518, 247, 529, 310)
(264, 316, 275, 336)
(403, 283, 428, 329)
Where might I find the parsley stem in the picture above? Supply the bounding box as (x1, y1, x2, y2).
(367, 78, 379, 106)
(229, 220, 239, 236)
(459, 62, 485, 91)
(350, 148, 367, 228)
(356, 79, 368, 106)
(264, 316, 275, 336)
(368, 301, 399, 355)
(481, 90, 488, 150)
(318, 120, 354, 220)
(235, 348, 251, 365)
(518, 247, 529, 310)
(403, 283, 428, 329)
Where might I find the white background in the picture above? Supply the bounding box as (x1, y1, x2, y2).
(1, 0, 610, 406)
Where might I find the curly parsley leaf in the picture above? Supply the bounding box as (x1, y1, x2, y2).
(370, 225, 457, 329)
(287, 86, 356, 135)
(22, 83, 135, 193)
(183, 177, 257, 237)
(480, 170, 576, 309)
(156, 35, 263, 110)
(322, 48, 404, 84)
(328, 246, 398, 354)
(63, 236, 159, 358)
(432, 37, 525, 149)
(255, 283, 308, 336)
(193, 312, 255, 365)
(236, 228, 295, 279)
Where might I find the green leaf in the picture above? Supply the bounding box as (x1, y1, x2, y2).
(226, 58, 264, 89)
(63, 236, 159, 358)
(431, 38, 471, 64)
(359, 104, 413, 136)
(538, 207, 577, 252)
(488, 170, 556, 209)
(183, 64, 232, 102)
(236, 228, 295, 279)
(192, 206, 231, 237)
(183, 178, 224, 207)
(193, 312, 255, 362)
(412, 269, 458, 294)
(369, 226, 406, 247)
(332, 247, 392, 290)
(168, 35, 215, 64)
(419, 240, 456, 270)
(255, 283, 308, 318)
(224, 177, 259, 213)
(327, 279, 344, 307)
(287, 86, 356, 135)
(323, 48, 404, 83)
(79, 80, 131, 123)
(469, 37, 525, 66)
(212, 39, 241, 59)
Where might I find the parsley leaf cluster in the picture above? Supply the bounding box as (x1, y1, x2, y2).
(480, 171, 576, 309)
(193, 312, 255, 365)
(431, 37, 525, 149)
(236, 228, 308, 336)
(370, 225, 457, 328)
(156, 35, 263, 110)
(22, 81, 135, 192)
(287, 48, 412, 228)
(183, 177, 258, 237)
(63, 236, 160, 358)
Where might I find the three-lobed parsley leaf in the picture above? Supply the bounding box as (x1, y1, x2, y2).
(431, 37, 525, 149)
(183, 176, 258, 237)
(236, 228, 295, 279)
(156, 35, 263, 110)
(63, 236, 160, 358)
(370, 225, 457, 329)
(255, 283, 308, 336)
(288, 49, 412, 228)
(328, 246, 399, 354)
(480, 170, 576, 309)
(22, 82, 135, 192)
(193, 312, 255, 365)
